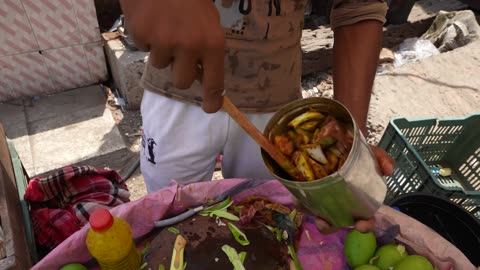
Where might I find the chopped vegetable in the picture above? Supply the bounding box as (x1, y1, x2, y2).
(274, 135, 295, 156)
(209, 209, 240, 221)
(199, 197, 233, 216)
(239, 252, 247, 264)
(274, 110, 355, 182)
(303, 144, 328, 164)
(233, 205, 243, 213)
(198, 197, 240, 221)
(292, 151, 315, 181)
(158, 264, 166, 270)
(222, 245, 246, 270)
(296, 129, 312, 144)
(140, 262, 148, 269)
(168, 227, 180, 235)
(227, 223, 250, 246)
(170, 235, 187, 270)
(299, 120, 320, 131)
(276, 229, 283, 241)
(305, 230, 311, 241)
(141, 241, 150, 256)
(329, 147, 343, 158)
(288, 244, 304, 270)
(325, 150, 339, 173)
(289, 209, 297, 221)
(307, 156, 329, 179)
(316, 136, 336, 148)
(288, 111, 325, 129)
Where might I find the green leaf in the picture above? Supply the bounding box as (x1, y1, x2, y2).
(227, 223, 250, 246)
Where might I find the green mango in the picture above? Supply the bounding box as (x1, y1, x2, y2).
(355, 265, 381, 270)
(344, 229, 377, 268)
(394, 255, 434, 270)
(371, 244, 408, 270)
(60, 263, 88, 270)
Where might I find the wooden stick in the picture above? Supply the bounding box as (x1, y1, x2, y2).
(222, 96, 304, 181)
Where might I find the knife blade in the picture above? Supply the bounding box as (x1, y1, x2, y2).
(153, 179, 268, 228)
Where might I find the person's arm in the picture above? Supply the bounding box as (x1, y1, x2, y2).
(329, 1, 395, 177)
(333, 20, 383, 135)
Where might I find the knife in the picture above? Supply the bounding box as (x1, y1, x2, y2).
(153, 179, 268, 228)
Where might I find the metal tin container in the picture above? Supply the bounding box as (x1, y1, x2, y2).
(261, 97, 387, 227)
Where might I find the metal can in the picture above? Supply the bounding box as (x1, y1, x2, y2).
(261, 97, 387, 227)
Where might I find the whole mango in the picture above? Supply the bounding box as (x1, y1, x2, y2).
(344, 229, 377, 268)
(60, 263, 88, 270)
(372, 244, 408, 270)
(394, 255, 434, 270)
(355, 265, 381, 270)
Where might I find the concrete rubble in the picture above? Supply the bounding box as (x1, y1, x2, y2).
(105, 38, 148, 110)
(0, 86, 131, 177)
(421, 10, 480, 52)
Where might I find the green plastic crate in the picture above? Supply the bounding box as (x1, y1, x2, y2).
(378, 114, 480, 219)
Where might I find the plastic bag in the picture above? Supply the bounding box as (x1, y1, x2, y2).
(393, 37, 440, 67)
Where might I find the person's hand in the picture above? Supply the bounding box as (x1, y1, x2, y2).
(119, 0, 225, 113)
(371, 145, 395, 176)
(314, 145, 395, 234)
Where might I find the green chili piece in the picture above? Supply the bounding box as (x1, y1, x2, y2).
(288, 244, 303, 270)
(239, 251, 247, 263)
(199, 197, 233, 215)
(141, 241, 150, 256)
(168, 227, 180, 235)
(227, 223, 250, 246)
(222, 245, 246, 270)
(210, 209, 240, 221)
(289, 209, 297, 220)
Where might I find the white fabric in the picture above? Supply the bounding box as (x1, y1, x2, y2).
(140, 90, 275, 193)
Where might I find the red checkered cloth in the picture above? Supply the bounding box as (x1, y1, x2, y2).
(24, 165, 131, 250)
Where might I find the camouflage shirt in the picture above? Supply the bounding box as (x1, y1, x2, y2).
(140, 0, 387, 113)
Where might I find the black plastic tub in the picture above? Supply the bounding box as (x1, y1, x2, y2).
(389, 193, 480, 266)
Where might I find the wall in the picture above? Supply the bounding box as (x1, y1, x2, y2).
(0, 0, 108, 102)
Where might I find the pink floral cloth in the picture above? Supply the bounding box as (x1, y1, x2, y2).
(31, 178, 476, 270)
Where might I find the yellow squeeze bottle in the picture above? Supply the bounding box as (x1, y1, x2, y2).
(86, 208, 142, 270)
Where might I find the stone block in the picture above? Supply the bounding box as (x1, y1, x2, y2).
(105, 39, 148, 110)
(2, 85, 130, 177)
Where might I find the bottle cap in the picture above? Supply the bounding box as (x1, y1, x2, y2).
(89, 208, 114, 232)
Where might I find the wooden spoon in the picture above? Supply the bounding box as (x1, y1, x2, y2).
(222, 96, 304, 181)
